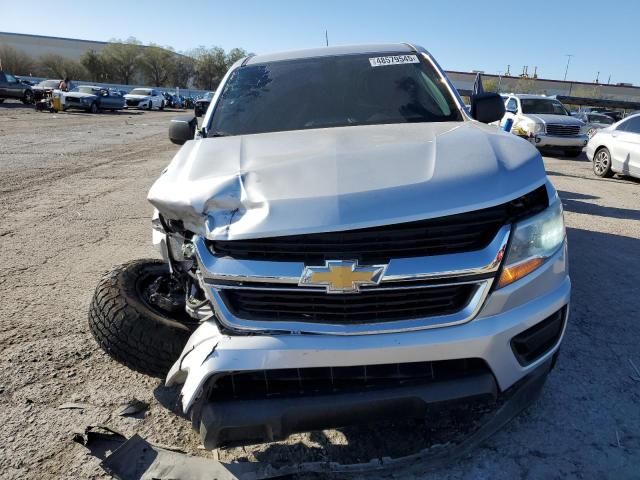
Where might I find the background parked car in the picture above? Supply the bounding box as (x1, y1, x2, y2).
(124, 88, 165, 110)
(194, 91, 215, 117)
(0, 71, 34, 104)
(501, 94, 587, 157)
(63, 85, 126, 113)
(590, 108, 623, 122)
(586, 113, 640, 179)
(575, 112, 615, 138)
(32, 79, 62, 101)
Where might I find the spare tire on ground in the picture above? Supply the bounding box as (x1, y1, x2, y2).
(88, 259, 198, 377)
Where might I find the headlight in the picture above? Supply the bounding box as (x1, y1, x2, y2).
(497, 200, 565, 288)
(532, 122, 545, 133)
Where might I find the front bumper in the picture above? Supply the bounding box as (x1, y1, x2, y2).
(531, 133, 588, 149)
(167, 242, 570, 415)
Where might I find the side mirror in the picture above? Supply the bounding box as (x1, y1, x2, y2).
(169, 115, 197, 145)
(471, 93, 506, 123)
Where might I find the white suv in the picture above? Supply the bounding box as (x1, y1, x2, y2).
(501, 94, 587, 157)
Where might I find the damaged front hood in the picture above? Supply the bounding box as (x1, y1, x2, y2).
(148, 122, 545, 240)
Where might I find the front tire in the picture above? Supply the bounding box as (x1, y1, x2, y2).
(159, 101, 165, 111)
(89, 102, 99, 114)
(593, 147, 613, 178)
(22, 90, 34, 104)
(88, 259, 196, 377)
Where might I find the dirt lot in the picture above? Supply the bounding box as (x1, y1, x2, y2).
(1, 103, 639, 479)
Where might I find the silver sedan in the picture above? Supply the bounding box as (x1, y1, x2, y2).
(586, 114, 640, 179)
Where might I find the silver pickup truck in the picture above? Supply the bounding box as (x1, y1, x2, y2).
(89, 44, 570, 449)
(501, 94, 588, 157)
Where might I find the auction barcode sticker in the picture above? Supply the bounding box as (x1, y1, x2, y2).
(368, 55, 420, 67)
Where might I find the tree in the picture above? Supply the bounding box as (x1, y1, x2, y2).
(225, 48, 249, 68)
(38, 53, 87, 80)
(482, 78, 499, 93)
(140, 44, 175, 87)
(81, 49, 106, 82)
(512, 77, 541, 95)
(101, 38, 142, 84)
(191, 46, 228, 90)
(170, 55, 195, 88)
(0, 45, 36, 75)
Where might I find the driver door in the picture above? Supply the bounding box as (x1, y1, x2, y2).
(611, 117, 640, 176)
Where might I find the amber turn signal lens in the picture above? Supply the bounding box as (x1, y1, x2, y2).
(497, 257, 545, 288)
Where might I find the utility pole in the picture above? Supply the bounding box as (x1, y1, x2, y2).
(563, 54, 573, 81)
(594, 71, 599, 83)
(325, 30, 329, 47)
(506, 64, 511, 76)
(607, 74, 611, 84)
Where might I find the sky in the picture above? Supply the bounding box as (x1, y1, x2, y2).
(1, 0, 638, 85)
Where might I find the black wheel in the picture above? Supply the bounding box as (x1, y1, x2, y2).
(89, 102, 99, 114)
(564, 148, 582, 158)
(22, 90, 33, 104)
(159, 101, 164, 111)
(593, 147, 613, 178)
(88, 259, 197, 377)
(147, 101, 153, 111)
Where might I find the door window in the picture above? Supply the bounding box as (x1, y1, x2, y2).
(5, 73, 16, 83)
(618, 117, 640, 134)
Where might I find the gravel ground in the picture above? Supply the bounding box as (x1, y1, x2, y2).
(0, 103, 639, 479)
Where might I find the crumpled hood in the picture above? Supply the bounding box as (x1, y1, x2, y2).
(524, 113, 583, 126)
(148, 122, 546, 240)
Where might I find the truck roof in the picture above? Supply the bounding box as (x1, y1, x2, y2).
(245, 43, 416, 65)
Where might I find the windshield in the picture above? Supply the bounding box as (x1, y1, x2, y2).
(129, 88, 151, 95)
(203, 91, 214, 100)
(72, 86, 99, 94)
(209, 53, 462, 136)
(588, 114, 613, 125)
(37, 80, 60, 88)
(521, 99, 569, 115)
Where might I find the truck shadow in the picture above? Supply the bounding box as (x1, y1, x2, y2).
(558, 190, 640, 221)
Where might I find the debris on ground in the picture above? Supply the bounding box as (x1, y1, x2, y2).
(117, 398, 150, 417)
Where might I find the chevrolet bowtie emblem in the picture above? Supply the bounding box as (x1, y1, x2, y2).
(299, 260, 387, 294)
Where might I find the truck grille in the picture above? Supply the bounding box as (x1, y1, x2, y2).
(126, 99, 140, 106)
(211, 358, 489, 400)
(208, 186, 548, 264)
(546, 124, 581, 136)
(220, 283, 476, 324)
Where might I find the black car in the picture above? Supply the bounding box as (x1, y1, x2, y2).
(0, 71, 34, 104)
(194, 91, 215, 117)
(590, 109, 623, 122)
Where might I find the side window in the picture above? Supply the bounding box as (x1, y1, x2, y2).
(506, 98, 518, 112)
(621, 117, 640, 134)
(5, 73, 16, 83)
